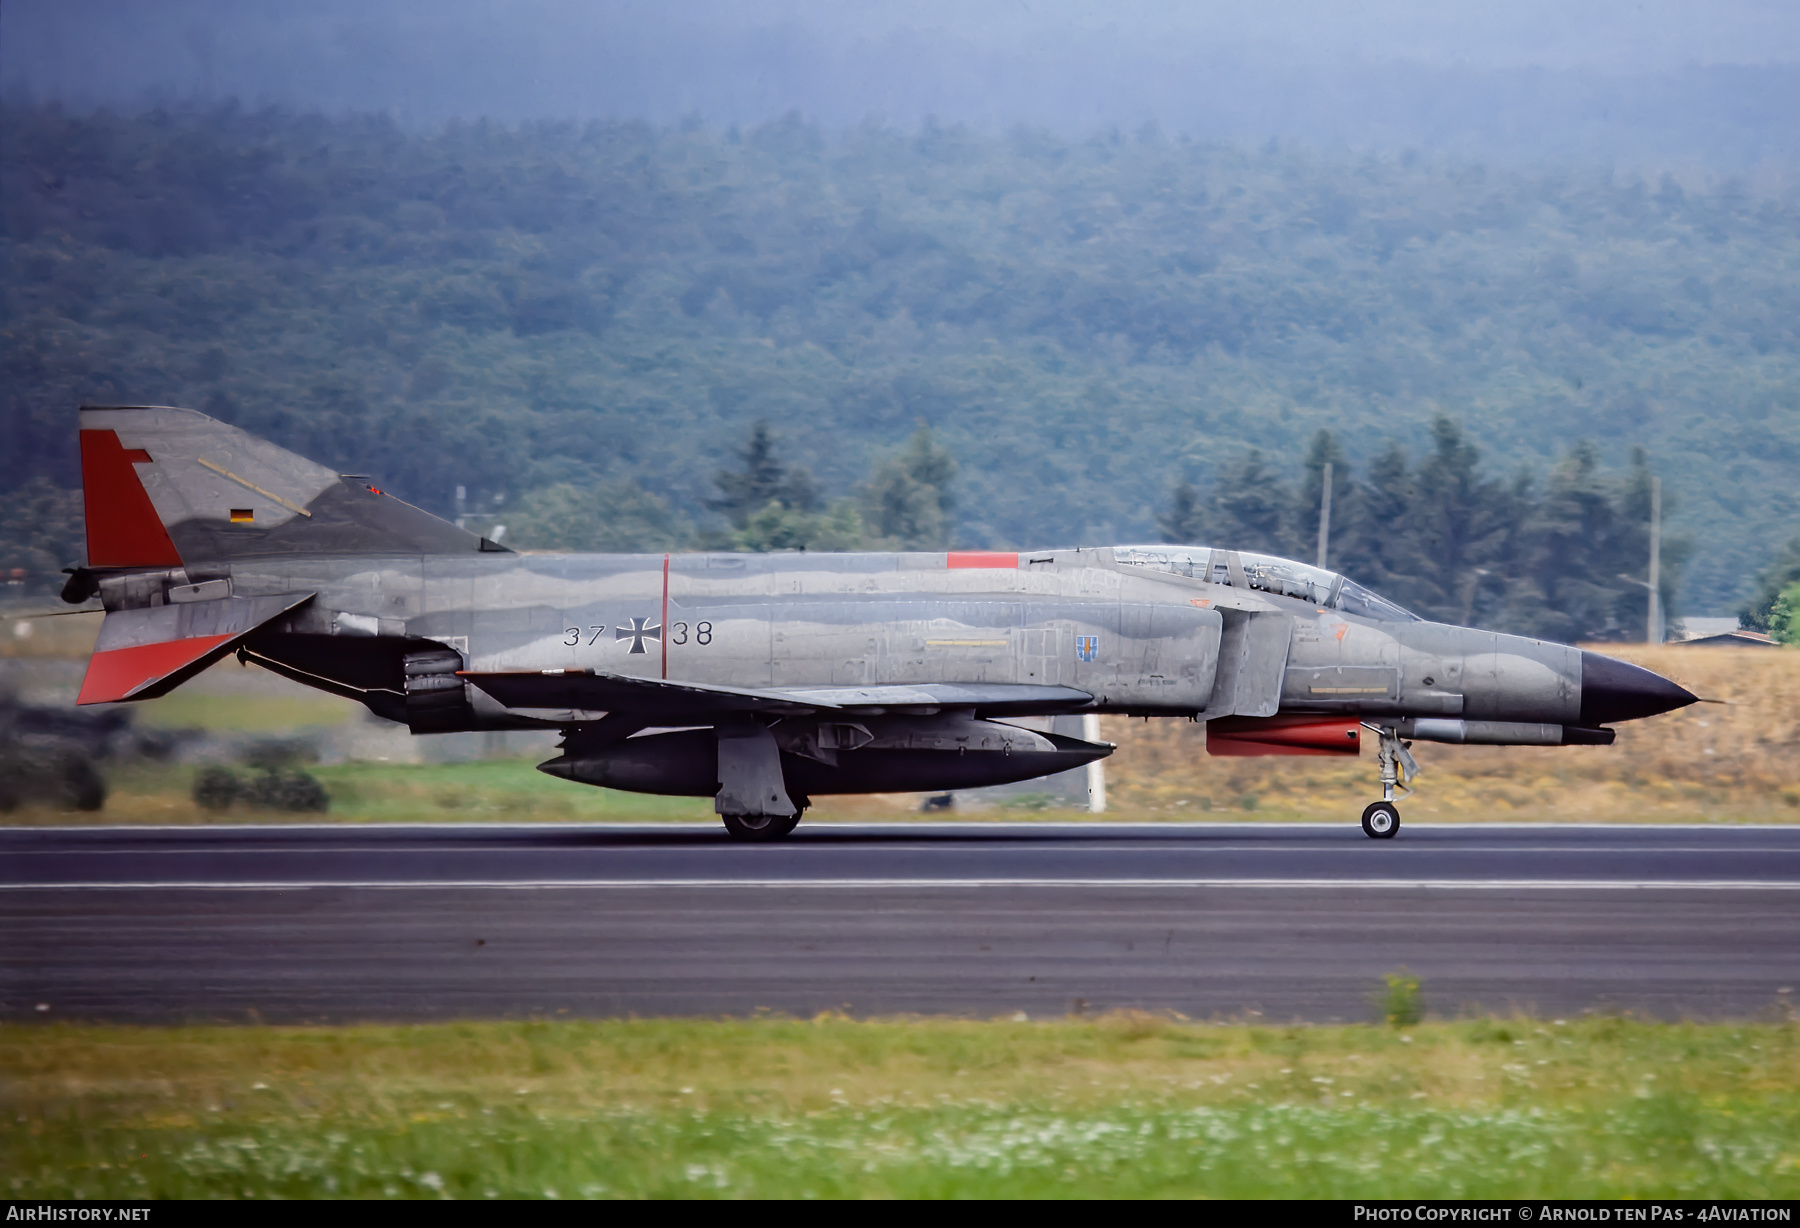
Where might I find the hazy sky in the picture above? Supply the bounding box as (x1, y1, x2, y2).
(7, 1, 1800, 161)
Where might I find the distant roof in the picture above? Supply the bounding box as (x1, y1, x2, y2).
(1672, 629, 1782, 648)
(1674, 617, 1743, 638)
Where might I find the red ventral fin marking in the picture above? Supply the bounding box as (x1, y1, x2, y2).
(79, 429, 183, 568)
(76, 634, 235, 705)
(74, 592, 316, 706)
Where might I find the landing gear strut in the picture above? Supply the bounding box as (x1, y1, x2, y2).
(716, 721, 802, 841)
(1360, 724, 1419, 840)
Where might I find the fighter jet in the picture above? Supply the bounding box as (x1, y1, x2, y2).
(64, 405, 1698, 839)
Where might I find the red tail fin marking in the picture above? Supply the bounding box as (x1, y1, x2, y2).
(79, 429, 183, 568)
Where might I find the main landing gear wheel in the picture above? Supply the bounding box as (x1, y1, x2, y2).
(1361, 801, 1400, 839)
(721, 812, 801, 841)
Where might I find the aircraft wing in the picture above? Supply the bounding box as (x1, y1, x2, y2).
(774, 682, 1093, 714)
(459, 669, 1093, 720)
(459, 669, 832, 717)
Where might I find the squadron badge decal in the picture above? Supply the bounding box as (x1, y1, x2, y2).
(1075, 634, 1099, 662)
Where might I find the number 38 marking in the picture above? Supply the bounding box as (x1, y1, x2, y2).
(669, 622, 713, 646)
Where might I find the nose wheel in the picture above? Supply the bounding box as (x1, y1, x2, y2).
(1360, 723, 1419, 839)
(1361, 801, 1400, 839)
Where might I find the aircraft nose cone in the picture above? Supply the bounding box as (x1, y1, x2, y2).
(1578, 651, 1699, 725)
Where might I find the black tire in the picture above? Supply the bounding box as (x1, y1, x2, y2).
(721, 811, 801, 841)
(1361, 801, 1400, 839)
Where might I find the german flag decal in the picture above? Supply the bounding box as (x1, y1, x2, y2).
(230, 508, 255, 524)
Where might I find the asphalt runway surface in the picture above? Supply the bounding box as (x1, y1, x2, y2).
(5, 822, 1799, 1023)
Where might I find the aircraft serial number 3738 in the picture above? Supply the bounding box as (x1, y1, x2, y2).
(66, 406, 1698, 840)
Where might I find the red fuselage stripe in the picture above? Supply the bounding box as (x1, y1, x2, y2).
(946, 551, 1020, 569)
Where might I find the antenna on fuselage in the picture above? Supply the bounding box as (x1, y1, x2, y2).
(1315, 462, 1333, 570)
(1647, 475, 1662, 645)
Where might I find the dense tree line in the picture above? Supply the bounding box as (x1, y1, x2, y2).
(4, 103, 1800, 613)
(503, 422, 957, 555)
(1159, 419, 1686, 641)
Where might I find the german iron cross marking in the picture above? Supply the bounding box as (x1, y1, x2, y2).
(617, 616, 662, 654)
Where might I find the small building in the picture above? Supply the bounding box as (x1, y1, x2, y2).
(1670, 616, 1781, 648)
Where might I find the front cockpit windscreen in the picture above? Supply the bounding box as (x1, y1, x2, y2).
(1113, 546, 1421, 622)
(1333, 578, 1421, 622)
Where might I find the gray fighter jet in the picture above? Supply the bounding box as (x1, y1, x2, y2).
(65, 405, 1698, 839)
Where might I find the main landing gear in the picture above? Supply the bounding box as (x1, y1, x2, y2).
(721, 811, 802, 841)
(1359, 724, 1420, 840)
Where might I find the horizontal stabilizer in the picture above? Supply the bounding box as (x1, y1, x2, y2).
(77, 592, 315, 705)
(460, 670, 1094, 721)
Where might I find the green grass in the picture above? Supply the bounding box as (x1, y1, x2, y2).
(5, 758, 717, 826)
(132, 690, 361, 733)
(7, 1016, 1800, 1198)
(309, 759, 714, 823)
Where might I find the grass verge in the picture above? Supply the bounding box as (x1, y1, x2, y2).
(7, 1015, 1800, 1198)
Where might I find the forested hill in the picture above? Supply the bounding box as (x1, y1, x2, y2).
(4, 103, 1800, 610)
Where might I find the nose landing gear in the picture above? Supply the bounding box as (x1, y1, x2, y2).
(1361, 801, 1400, 838)
(1359, 724, 1418, 839)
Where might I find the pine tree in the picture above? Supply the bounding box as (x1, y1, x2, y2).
(0, 477, 86, 595)
(1403, 417, 1512, 623)
(707, 421, 821, 529)
(1332, 438, 1412, 598)
(1742, 536, 1800, 630)
(863, 426, 957, 548)
(1513, 441, 1630, 641)
(1211, 451, 1291, 555)
(1157, 480, 1204, 544)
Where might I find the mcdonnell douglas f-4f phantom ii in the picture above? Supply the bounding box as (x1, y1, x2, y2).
(64, 406, 1699, 839)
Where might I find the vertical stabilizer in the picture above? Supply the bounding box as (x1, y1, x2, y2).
(77, 405, 502, 562)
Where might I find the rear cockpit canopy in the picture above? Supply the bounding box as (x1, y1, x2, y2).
(1113, 546, 1421, 623)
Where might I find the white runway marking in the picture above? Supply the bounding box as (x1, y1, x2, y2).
(7, 878, 1800, 892)
(12, 844, 1800, 857)
(8, 822, 1800, 835)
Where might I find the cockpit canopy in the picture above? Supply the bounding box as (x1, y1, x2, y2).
(1113, 545, 1421, 622)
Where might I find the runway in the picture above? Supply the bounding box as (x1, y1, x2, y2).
(5, 822, 1799, 1023)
